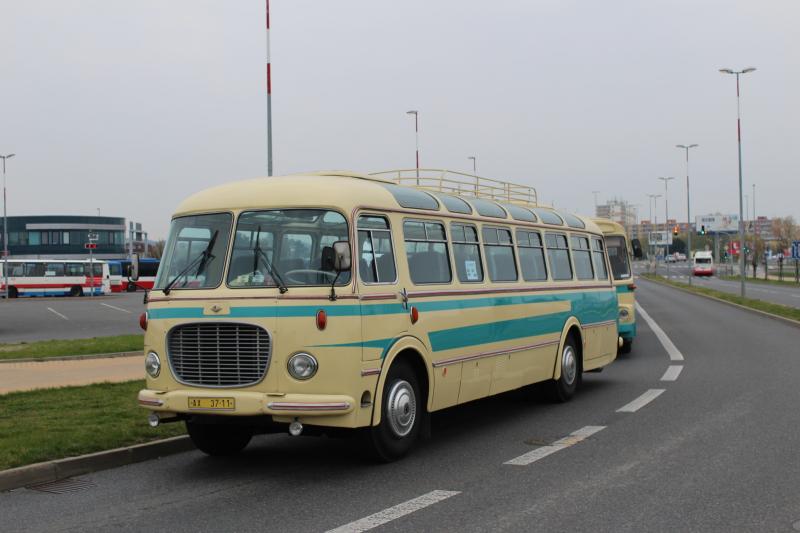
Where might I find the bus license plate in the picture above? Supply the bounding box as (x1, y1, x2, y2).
(188, 397, 235, 410)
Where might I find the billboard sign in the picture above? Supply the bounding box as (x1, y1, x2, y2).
(648, 231, 673, 245)
(695, 214, 739, 233)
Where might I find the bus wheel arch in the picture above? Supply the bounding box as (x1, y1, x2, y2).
(69, 285, 82, 297)
(371, 340, 432, 428)
(551, 319, 584, 384)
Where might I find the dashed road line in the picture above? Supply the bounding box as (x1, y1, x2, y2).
(100, 303, 132, 314)
(504, 425, 606, 466)
(617, 389, 665, 413)
(47, 307, 68, 320)
(660, 365, 683, 382)
(326, 490, 461, 533)
(635, 303, 684, 361)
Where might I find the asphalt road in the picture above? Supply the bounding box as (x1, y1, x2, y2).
(0, 292, 144, 343)
(635, 261, 800, 309)
(2, 279, 800, 532)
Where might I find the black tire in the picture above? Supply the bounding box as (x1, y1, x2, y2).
(549, 335, 580, 403)
(186, 421, 252, 456)
(126, 282, 137, 292)
(8, 287, 18, 299)
(368, 360, 422, 462)
(620, 339, 633, 355)
(69, 285, 83, 297)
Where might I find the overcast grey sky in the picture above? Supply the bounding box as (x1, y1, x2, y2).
(2, 0, 798, 238)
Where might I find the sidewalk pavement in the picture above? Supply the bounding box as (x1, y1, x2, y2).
(0, 355, 143, 394)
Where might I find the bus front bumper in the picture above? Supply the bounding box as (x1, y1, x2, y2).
(138, 389, 355, 417)
(618, 322, 636, 340)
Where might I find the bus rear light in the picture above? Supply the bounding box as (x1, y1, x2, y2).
(410, 306, 419, 324)
(316, 309, 327, 330)
(139, 312, 148, 331)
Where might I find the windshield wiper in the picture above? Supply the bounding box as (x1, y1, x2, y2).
(163, 230, 219, 295)
(254, 225, 288, 293)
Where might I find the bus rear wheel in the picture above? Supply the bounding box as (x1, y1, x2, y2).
(69, 286, 83, 297)
(550, 335, 580, 403)
(8, 287, 18, 299)
(620, 339, 633, 354)
(368, 360, 422, 462)
(186, 420, 253, 456)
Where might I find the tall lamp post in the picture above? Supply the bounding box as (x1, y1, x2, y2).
(720, 66, 756, 297)
(647, 193, 662, 268)
(592, 190, 600, 214)
(676, 144, 698, 285)
(658, 177, 675, 276)
(266, 0, 273, 176)
(406, 110, 419, 183)
(1, 154, 14, 300)
(467, 156, 476, 175)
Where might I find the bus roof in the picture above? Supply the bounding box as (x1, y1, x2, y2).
(174, 171, 602, 234)
(591, 217, 628, 236)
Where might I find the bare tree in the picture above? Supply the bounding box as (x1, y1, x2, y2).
(150, 239, 166, 259)
(771, 216, 798, 254)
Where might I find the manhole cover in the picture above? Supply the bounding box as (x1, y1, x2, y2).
(28, 477, 96, 494)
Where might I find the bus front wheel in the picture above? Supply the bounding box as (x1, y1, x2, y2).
(69, 286, 83, 297)
(550, 335, 580, 403)
(186, 420, 253, 456)
(369, 360, 422, 462)
(7, 287, 18, 298)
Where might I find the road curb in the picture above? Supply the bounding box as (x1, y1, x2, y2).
(637, 276, 800, 330)
(0, 435, 194, 493)
(0, 351, 141, 365)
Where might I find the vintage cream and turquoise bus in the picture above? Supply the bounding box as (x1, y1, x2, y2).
(592, 218, 636, 354)
(136, 170, 619, 460)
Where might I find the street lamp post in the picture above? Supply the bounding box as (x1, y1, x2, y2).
(266, 0, 273, 176)
(658, 177, 675, 276)
(1, 153, 14, 300)
(406, 110, 419, 183)
(592, 190, 600, 214)
(677, 144, 698, 285)
(720, 66, 756, 297)
(467, 156, 476, 175)
(647, 193, 662, 270)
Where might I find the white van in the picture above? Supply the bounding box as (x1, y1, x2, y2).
(693, 251, 714, 277)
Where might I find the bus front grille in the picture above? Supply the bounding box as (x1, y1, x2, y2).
(167, 323, 272, 387)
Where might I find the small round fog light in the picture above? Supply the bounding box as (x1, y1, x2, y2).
(287, 352, 318, 380)
(145, 351, 161, 378)
(619, 308, 630, 319)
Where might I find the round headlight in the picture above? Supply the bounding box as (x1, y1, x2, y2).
(287, 352, 318, 380)
(619, 308, 630, 318)
(145, 351, 161, 378)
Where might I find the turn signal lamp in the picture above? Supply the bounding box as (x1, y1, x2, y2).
(139, 312, 148, 331)
(316, 309, 327, 330)
(410, 306, 419, 324)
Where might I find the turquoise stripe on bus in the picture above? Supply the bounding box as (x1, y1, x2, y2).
(147, 290, 616, 321)
(615, 285, 632, 294)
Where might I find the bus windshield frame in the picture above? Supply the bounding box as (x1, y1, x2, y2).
(605, 235, 631, 280)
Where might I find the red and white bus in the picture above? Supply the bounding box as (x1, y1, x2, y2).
(108, 258, 159, 292)
(0, 259, 110, 297)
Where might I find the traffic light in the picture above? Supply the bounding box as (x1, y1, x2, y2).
(672, 225, 679, 236)
(699, 225, 706, 235)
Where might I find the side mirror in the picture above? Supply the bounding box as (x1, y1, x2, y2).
(332, 241, 351, 272)
(130, 253, 140, 281)
(631, 239, 643, 260)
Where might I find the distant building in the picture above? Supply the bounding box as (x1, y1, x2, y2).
(595, 198, 637, 235)
(0, 215, 148, 259)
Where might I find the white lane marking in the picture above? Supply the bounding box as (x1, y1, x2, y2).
(504, 425, 605, 466)
(617, 389, 665, 412)
(326, 490, 461, 533)
(635, 303, 684, 361)
(660, 365, 683, 382)
(47, 307, 68, 320)
(100, 303, 132, 314)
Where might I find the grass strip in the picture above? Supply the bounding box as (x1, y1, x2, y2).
(0, 380, 184, 471)
(0, 335, 143, 361)
(719, 275, 800, 287)
(640, 273, 800, 322)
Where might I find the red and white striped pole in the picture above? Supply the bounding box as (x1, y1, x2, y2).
(266, 0, 273, 176)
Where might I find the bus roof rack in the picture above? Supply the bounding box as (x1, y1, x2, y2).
(369, 169, 538, 206)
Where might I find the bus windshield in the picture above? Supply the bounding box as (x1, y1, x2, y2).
(605, 236, 631, 280)
(696, 257, 712, 264)
(155, 213, 233, 290)
(227, 209, 350, 288)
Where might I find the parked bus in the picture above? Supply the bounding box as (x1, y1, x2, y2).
(693, 250, 714, 276)
(108, 258, 160, 292)
(0, 259, 110, 297)
(137, 170, 619, 460)
(593, 218, 637, 354)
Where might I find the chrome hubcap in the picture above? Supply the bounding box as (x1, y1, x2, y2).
(562, 345, 577, 385)
(386, 379, 416, 438)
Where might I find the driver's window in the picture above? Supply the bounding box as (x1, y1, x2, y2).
(358, 215, 397, 284)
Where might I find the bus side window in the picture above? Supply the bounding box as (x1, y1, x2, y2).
(403, 220, 452, 284)
(570, 235, 594, 280)
(66, 263, 84, 277)
(592, 238, 609, 280)
(46, 263, 65, 277)
(358, 216, 397, 284)
(516, 230, 547, 281)
(545, 233, 573, 280)
(25, 263, 44, 277)
(451, 223, 484, 282)
(482, 227, 517, 282)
